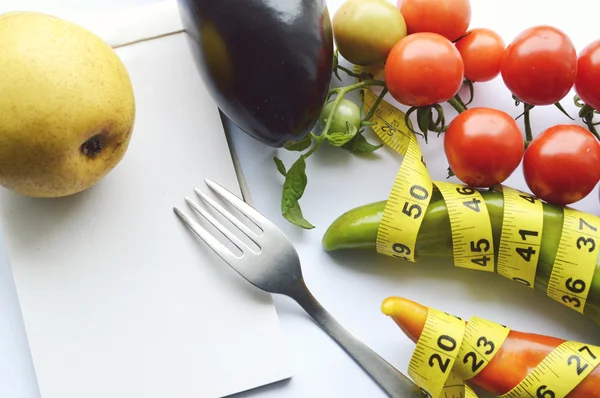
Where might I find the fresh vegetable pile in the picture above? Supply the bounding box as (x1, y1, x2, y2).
(282, 0, 600, 395)
(274, 0, 600, 229)
(184, 0, 600, 395)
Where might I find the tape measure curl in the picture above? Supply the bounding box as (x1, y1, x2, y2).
(411, 306, 600, 398)
(362, 82, 496, 272)
(354, 70, 600, 316)
(353, 64, 600, 398)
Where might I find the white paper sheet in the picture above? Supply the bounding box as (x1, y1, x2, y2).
(0, 2, 292, 397)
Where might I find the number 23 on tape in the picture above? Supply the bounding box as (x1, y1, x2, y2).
(434, 182, 495, 272)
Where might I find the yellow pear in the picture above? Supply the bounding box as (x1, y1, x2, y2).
(0, 12, 135, 198)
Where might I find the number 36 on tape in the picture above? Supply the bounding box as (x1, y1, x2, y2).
(360, 81, 600, 315)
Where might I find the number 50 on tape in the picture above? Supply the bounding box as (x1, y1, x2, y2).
(376, 131, 433, 262)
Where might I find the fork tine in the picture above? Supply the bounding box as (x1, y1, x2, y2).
(194, 188, 258, 240)
(185, 197, 253, 253)
(204, 179, 270, 229)
(173, 207, 239, 264)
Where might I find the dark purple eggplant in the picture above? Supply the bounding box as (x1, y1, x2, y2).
(177, 0, 334, 147)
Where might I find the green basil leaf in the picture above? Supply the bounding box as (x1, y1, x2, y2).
(281, 156, 314, 229)
(332, 50, 341, 81)
(273, 156, 287, 176)
(283, 203, 314, 229)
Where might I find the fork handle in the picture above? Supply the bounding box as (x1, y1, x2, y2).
(294, 290, 425, 398)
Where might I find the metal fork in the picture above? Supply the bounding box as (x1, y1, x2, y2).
(173, 179, 424, 398)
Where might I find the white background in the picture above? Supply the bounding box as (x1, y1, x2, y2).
(1, 0, 600, 397)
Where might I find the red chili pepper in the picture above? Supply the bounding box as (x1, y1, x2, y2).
(382, 297, 600, 397)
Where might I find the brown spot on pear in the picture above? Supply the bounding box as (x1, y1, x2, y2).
(0, 11, 135, 198)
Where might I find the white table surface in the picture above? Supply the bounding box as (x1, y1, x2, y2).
(2, 1, 600, 397)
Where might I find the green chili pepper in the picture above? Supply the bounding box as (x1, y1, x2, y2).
(322, 190, 600, 327)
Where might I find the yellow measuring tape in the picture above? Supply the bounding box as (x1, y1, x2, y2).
(352, 67, 600, 396)
(412, 306, 600, 398)
(496, 185, 544, 288)
(547, 208, 600, 314)
(434, 180, 495, 272)
(375, 128, 433, 263)
(356, 75, 600, 315)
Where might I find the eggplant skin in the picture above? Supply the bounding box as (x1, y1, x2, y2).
(178, 0, 334, 147)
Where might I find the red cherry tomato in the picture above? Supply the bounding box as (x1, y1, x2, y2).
(444, 107, 524, 187)
(454, 28, 505, 82)
(385, 33, 464, 107)
(500, 25, 576, 106)
(523, 124, 600, 205)
(398, 0, 471, 42)
(575, 39, 600, 111)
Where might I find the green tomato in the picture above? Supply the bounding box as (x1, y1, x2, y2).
(333, 0, 407, 66)
(319, 99, 362, 134)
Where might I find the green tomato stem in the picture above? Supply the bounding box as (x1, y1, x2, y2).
(306, 79, 387, 161)
(429, 104, 447, 136)
(523, 103, 533, 143)
(579, 103, 595, 118)
(320, 93, 347, 142)
(328, 79, 386, 95)
(579, 103, 600, 140)
(455, 93, 468, 110)
(447, 96, 466, 113)
(553, 101, 574, 120)
(363, 87, 388, 121)
(584, 112, 600, 140)
(317, 79, 386, 153)
(302, 133, 325, 159)
(464, 80, 475, 106)
(335, 64, 364, 79)
(574, 95, 585, 109)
